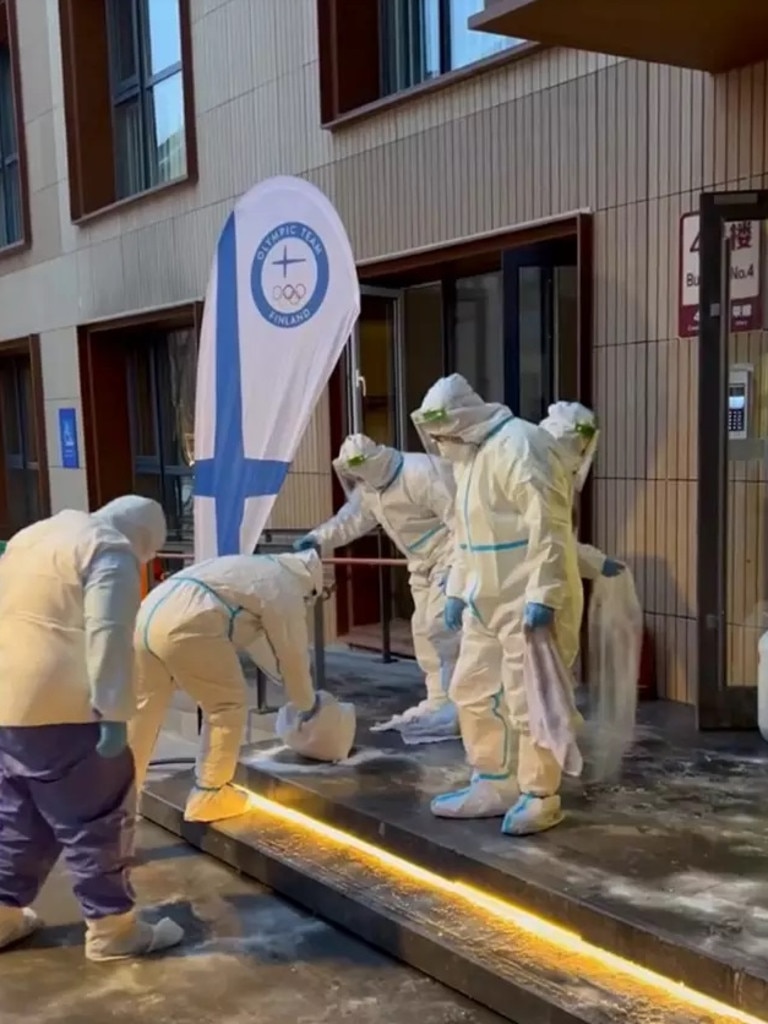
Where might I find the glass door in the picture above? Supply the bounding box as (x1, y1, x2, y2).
(502, 236, 581, 421)
(698, 191, 768, 729)
(348, 288, 405, 445)
(344, 288, 410, 646)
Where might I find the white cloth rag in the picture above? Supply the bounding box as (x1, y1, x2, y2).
(523, 630, 583, 777)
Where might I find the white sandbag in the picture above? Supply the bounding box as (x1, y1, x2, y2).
(587, 569, 642, 781)
(276, 690, 356, 762)
(523, 631, 583, 778)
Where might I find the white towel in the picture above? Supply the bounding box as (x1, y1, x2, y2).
(523, 631, 583, 778)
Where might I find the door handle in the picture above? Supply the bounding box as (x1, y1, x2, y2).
(356, 371, 367, 397)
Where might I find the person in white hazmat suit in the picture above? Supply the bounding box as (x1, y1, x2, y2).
(129, 550, 356, 823)
(538, 401, 625, 583)
(294, 433, 460, 742)
(0, 496, 184, 962)
(412, 375, 589, 836)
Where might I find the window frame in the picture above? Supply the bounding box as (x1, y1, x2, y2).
(0, 0, 30, 255)
(58, 0, 197, 223)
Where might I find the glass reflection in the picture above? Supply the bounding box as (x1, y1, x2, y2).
(144, 0, 181, 75)
(148, 72, 186, 186)
(448, 0, 521, 69)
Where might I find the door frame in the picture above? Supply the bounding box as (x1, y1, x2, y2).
(698, 189, 768, 729)
(348, 285, 407, 446)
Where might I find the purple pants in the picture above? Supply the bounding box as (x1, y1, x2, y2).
(0, 723, 136, 920)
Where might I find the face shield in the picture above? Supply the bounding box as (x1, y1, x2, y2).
(573, 423, 600, 493)
(332, 454, 364, 500)
(412, 376, 513, 464)
(332, 442, 402, 497)
(411, 407, 474, 463)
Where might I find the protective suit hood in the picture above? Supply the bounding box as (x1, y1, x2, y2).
(271, 549, 324, 597)
(539, 402, 599, 493)
(332, 434, 402, 493)
(412, 374, 512, 448)
(91, 495, 166, 564)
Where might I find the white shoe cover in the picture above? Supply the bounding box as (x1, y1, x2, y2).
(501, 794, 563, 836)
(277, 690, 356, 762)
(398, 701, 460, 746)
(0, 907, 40, 950)
(431, 773, 520, 819)
(86, 911, 184, 962)
(184, 784, 251, 823)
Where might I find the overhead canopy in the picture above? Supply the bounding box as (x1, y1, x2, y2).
(469, 0, 768, 73)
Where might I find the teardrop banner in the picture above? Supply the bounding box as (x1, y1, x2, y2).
(193, 176, 360, 560)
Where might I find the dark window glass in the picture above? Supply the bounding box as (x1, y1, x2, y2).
(0, 45, 22, 247)
(126, 329, 196, 544)
(0, 358, 39, 532)
(453, 272, 504, 405)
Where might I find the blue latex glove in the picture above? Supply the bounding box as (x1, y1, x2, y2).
(444, 597, 466, 632)
(523, 603, 554, 631)
(602, 558, 624, 578)
(96, 721, 128, 758)
(293, 535, 318, 552)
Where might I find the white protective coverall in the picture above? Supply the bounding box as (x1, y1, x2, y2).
(302, 434, 460, 741)
(129, 550, 356, 823)
(0, 496, 184, 962)
(538, 401, 607, 582)
(412, 375, 583, 835)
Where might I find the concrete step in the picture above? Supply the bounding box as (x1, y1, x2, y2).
(141, 770, 754, 1024)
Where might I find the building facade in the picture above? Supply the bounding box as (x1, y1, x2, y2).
(0, 0, 765, 721)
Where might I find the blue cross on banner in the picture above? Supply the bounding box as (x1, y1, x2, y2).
(193, 176, 360, 561)
(194, 215, 289, 555)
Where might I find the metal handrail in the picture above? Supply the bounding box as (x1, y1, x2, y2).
(324, 556, 407, 567)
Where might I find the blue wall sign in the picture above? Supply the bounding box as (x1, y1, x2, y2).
(58, 407, 79, 469)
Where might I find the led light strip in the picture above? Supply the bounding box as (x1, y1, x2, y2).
(237, 788, 765, 1024)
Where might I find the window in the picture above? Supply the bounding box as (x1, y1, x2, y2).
(0, 1, 26, 249)
(380, 0, 523, 96)
(58, 0, 196, 220)
(105, 0, 186, 199)
(317, 0, 530, 124)
(126, 328, 196, 543)
(0, 356, 42, 533)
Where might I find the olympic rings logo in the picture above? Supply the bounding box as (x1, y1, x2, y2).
(272, 283, 307, 305)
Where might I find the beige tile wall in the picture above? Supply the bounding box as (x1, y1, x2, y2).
(1, 0, 767, 698)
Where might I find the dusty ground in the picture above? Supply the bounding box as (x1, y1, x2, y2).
(0, 821, 505, 1024)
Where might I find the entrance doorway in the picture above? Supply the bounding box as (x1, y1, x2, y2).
(698, 190, 768, 729)
(337, 286, 444, 656)
(331, 218, 592, 660)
